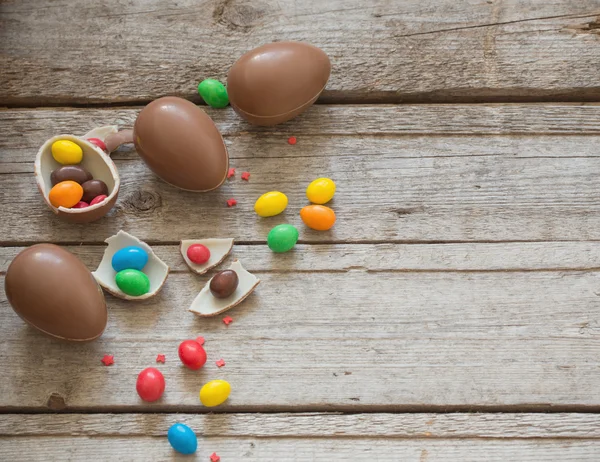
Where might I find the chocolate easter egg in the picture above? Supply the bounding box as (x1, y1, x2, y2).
(4, 244, 108, 341)
(133, 97, 228, 191)
(227, 42, 331, 126)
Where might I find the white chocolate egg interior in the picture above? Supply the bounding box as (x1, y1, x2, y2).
(92, 230, 169, 300)
(180, 238, 234, 274)
(189, 260, 259, 317)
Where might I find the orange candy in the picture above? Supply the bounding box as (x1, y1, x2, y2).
(300, 205, 336, 231)
(48, 180, 84, 208)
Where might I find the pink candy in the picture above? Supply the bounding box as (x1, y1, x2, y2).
(72, 201, 89, 209)
(87, 138, 107, 152)
(90, 195, 107, 206)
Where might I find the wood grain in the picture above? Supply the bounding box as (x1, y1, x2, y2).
(1, 1, 600, 105)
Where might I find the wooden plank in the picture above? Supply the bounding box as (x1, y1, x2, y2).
(1, 1, 600, 104)
(1, 243, 600, 410)
(2, 413, 600, 438)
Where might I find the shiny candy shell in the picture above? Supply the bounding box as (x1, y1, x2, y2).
(51, 139, 83, 165)
(254, 191, 288, 217)
(306, 177, 336, 204)
(48, 180, 84, 208)
(200, 380, 231, 407)
(198, 79, 229, 108)
(178, 340, 207, 370)
(111, 246, 149, 272)
(115, 269, 150, 296)
(300, 205, 336, 231)
(168, 423, 197, 455)
(267, 224, 299, 253)
(136, 367, 165, 402)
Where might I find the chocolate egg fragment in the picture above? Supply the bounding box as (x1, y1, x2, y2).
(210, 270, 239, 299)
(227, 41, 331, 126)
(34, 126, 121, 223)
(133, 97, 228, 191)
(4, 244, 107, 341)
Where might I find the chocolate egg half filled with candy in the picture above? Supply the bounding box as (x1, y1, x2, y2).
(34, 126, 120, 223)
(4, 244, 107, 341)
(227, 41, 331, 126)
(133, 97, 229, 191)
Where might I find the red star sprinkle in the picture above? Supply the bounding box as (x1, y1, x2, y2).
(101, 355, 114, 366)
(210, 453, 220, 462)
(227, 198, 237, 207)
(241, 171, 250, 181)
(196, 336, 205, 345)
(227, 168, 235, 178)
(222, 316, 233, 325)
(287, 136, 297, 145)
(156, 354, 166, 363)
(216, 359, 226, 367)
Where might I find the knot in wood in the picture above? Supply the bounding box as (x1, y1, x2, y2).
(122, 190, 162, 213)
(46, 392, 66, 410)
(213, 0, 269, 31)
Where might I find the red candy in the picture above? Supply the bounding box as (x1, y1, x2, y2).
(187, 244, 211, 265)
(90, 195, 107, 205)
(288, 136, 297, 145)
(136, 367, 165, 402)
(87, 138, 107, 152)
(178, 340, 207, 370)
(73, 201, 89, 209)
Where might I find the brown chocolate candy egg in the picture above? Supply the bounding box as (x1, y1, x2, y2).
(51, 165, 93, 186)
(209, 270, 239, 299)
(4, 244, 108, 341)
(133, 97, 228, 191)
(81, 179, 109, 203)
(227, 41, 331, 126)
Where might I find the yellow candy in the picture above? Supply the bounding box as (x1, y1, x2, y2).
(51, 140, 83, 165)
(306, 178, 335, 204)
(199, 379, 231, 407)
(254, 191, 288, 217)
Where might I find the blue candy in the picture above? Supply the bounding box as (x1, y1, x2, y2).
(167, 423, 197, 455)
(111, 246, 149, 272)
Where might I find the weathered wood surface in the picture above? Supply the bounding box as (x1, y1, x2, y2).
(1, 105, 600, 243)
(1, 244, 599, 411)
(1, 1, 600, 105)
(1, 414, 600, 461)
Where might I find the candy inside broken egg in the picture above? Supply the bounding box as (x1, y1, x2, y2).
(180, 238, 234, 274)
(93, 230, 169, 300)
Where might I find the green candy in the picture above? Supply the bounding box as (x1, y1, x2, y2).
(115, 269, 150, 297)
(267, 224, 299, 253)
(197, 79, 229, 108)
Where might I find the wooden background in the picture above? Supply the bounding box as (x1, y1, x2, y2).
(2, 0, 600, 460)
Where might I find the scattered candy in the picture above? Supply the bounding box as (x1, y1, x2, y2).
(227, 198, 237, 207)
(288, 136, 297, 145)
(187, 243, 211, 265)
(72, 201, 89, 209)
(87, 137, 108, 152)
(112, 246, 149, 272)
(241, 171, 250, 181)
(200, 379, 231, 407)
(306, 177, 336, 204)
(254, 191, 288, 217)
(48, 180, 84, 208)
(82, 179, 109, 203)
(178, 340, 207, 370)
(90, 195, 108, 206)
(198, 79, 230, 108)
(50, 165, 92, 186)
(210, 453, 221, 462)
(300, 205, 336, 231)
(51, 139, 83, 165)
(101, 354, 114, 366)
(216, 359, 225, 368)
(223, 316, 233, 325)
(156, 354, 166, 363)
(168, 423, 198, 455)
(210, 270, 239, 299)
(196, 336, 205, 345)
(115, 268, 150, 297)
(267, 224, 299, 253)
(136, 367, 165, 402)
(227, 168, 236, 179)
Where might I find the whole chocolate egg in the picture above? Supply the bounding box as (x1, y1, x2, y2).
(4, 244, 107, 341)
(227, 41, 331, 126)
(133, 97, 228, 191)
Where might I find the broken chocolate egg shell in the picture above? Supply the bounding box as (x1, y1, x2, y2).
(34, 126, 120, 223)
(93, 230, 169, 301)
(189, 260, 260, 317)
(180, 238, 234, 275)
